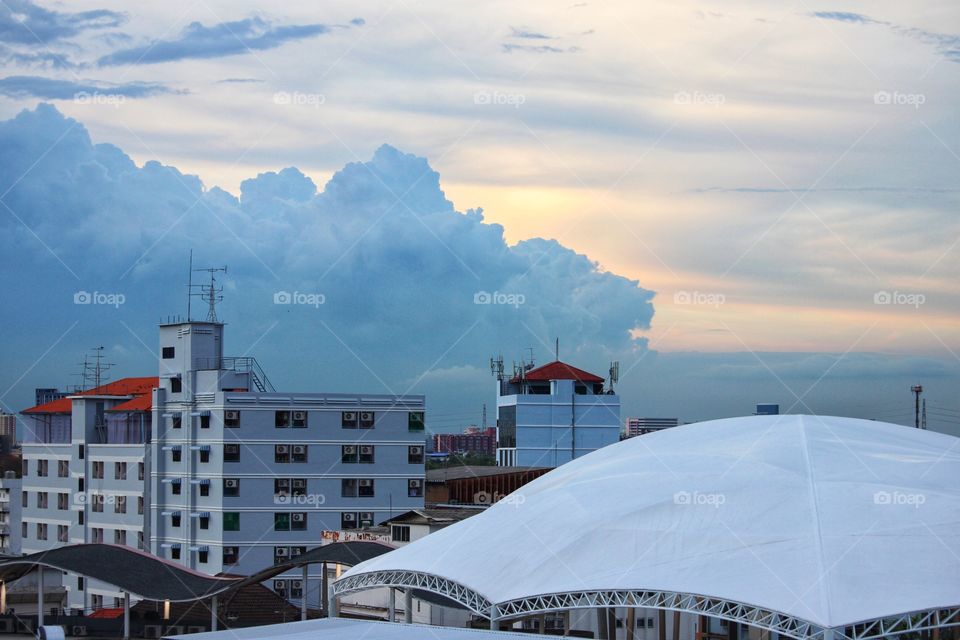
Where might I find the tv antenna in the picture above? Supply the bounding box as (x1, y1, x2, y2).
(608, 361, 620, 393)
(191, 263, 228, 323)
(74, 346, 114, 391)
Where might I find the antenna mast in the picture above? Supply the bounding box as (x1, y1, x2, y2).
(75, 346, 114, 391)
(187, 250, 193, 321)
(608, 361, 620, 393)
(191, 264, 228, 323)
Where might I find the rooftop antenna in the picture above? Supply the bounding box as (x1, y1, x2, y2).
(75, 346, 114, 391)
(911, 384, 923, 429)
(191, 264, 228, 323)
(524, 347, 535, 371)
(608, 361, 620, 393)
(489, 355, 505, 380)
(555, 337, 559, 362)
(186, 250, 193, 321)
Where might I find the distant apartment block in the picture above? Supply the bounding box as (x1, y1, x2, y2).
(20, 315, 426, 612)
(624, 417, 680, 438)
(495, 360, 620, 467)
(0, 471, 20, 554)
(35, 387, 68, 407)
(0, 412, 16, 452)
(432, 427, 496, 456)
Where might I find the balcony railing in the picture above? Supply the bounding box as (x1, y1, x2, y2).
(193, 356, 275, 392)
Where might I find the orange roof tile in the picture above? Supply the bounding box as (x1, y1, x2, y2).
(22, 377, 157, 414)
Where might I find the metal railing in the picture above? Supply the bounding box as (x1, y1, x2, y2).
(193, 356, 275, 392)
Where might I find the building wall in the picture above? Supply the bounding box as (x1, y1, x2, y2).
(0, 474, 21, 554)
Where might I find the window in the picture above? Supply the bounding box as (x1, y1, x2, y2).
(199, 515, 209, 530)
(21, 522, 26, 539)
(341, 478, 358, 498)
(198, 549, 208, 563)
(275, 445, 290, 463)
(341, 445, 358, 464)
(224, 444, 240, 462)
(359, 411, 375, 429)
(408, 479, 423, 498)
(138, 462, 144, 481)
(78, 511, 84, 525)
(172, 415, 182, 429)
(199, 482, 210, 497)
(274, 547, 289, 564)
(171, 480, 182, 495)
(114, 529, 126, 545)
(78, 477, 84, 493)
(137, 531, 144, 549)
(137, 496, 144, 515)
(223, 546, 239, 565)
(292, 478, 307, 497)
(341, 411, 358, 429)
(224, 410, 240, 428)
(199, 448, 210, 463)
(223, 512, 240, 531)
(77, 577, 84, 590)
(359, 479, 375, 497)
(392, 525, 411, 542)
(292, 411, 307, 428)
(162, 346, 175, 359)
(78, 444, 84, 460)
(37, 523, 47, 540)
(341, 513, 358, 530)
(408, 411, 425, 432)
(170, 377, 182, 393)
(58, 525, 68, 543)
(171, 546, 181, 560)
(37, 459, 48, 477)
(359, 445, 375, 464)
(274, 512, 291, 531)
(275, 411, 290, 428)
(21, 459, 27, 476)
(291, 512, 307, 531)
(292, 445, 308, 463)
(224, 478, 240, 497)
(37, 492, 48, 509)
(408, 445, 424, 465)
(359, 512, 374, 527)
(171, 513, 182, 527)
(115, 462, 127, 480)
(172, 447, 182, 462)
(58, 493, 69, 510)
(200, 415, 210, 429)
(58, 460, 69, 477)
(21, 492, 27, 508)
(92, 494, 104, 512)
(92, 527, 104, 544)
(92, 461, 104, 479)
(274, 478, 291, 498)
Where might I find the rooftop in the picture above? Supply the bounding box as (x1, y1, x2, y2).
(22, 377, 157, 414)
(426, 465, 550, 483)
(509, 360, 604, 384)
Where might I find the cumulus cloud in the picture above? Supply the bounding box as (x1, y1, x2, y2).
(97, 16, 357, 66)
(0, 0, 125, 45)
(0, 104, 654, 407)
(0, 75, 179, 99)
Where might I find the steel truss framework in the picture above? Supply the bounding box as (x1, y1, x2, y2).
(334, 570, 960, 640)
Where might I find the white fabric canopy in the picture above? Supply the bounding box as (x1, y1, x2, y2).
(340, 415, 960, 630)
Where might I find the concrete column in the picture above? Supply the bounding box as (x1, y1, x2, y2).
(403, 589, 413, 624)
(123, 592, 130, 640)
(673, 611, 681, 640)
(488, 605, 498, 631)
(627, 608, 636, 640)
(301, 565, 308, 621)
(597, 608, 609, 640)
(210, 596, 218, 632)
(37, 569, 44, 628)
(388, 588, 396, 622)
(658, 609, 667, 640)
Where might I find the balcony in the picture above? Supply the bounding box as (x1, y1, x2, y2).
(192, 356, 275, 392)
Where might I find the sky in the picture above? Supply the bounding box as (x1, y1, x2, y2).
(0, 0, 958, 434)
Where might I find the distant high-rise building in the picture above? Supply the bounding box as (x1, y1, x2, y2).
(756, 403, 780, 416)
(0, 412, 16, 453)
(433, 427, 497, 456)
(624, 417, 679, 438)
(494, 359, 620, 467)
(34, 387, 67, 407)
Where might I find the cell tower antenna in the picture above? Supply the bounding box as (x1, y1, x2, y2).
(191, 264, 228, 323)
(609, 361, 620, 393)
(489, 355, 505, 381)
(911, 384, 923, 429)
(525, 347, 535, 369)
(187, 250, 193, 321)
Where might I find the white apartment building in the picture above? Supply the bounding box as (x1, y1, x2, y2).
(19, 316, 426, 612)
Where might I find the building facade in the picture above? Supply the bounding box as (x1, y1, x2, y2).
(432, 427, 496, 456)
(495, 360, 620, 467)
(0, 412, 16, 453)
(623, 417, 680, 438)
(0, 471, 21, 554)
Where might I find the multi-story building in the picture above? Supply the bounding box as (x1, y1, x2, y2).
(35, 388, 68, 407)
(18, 315, 426, 611)
(623, 417, 680, 438)
(0, 412, 16, 453)
(432, 427, 496, 456)
(494, 360, 619, 467)
(0, 470, 21, 554)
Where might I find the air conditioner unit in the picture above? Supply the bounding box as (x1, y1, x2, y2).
(359, 479, 372, 487)
(343, 412, 357, 421)
(410, 446, 422, 455)
(342, 513, 356, 522)
(275, 547, 289, 557)
(360, 412, 373, 421)
(224, 479, 239, 489)
(71, 626, 88, 637)
(360, 445, 373, 455)
(224, 410, 239, 420)
(273, 580, 287, 592)
(291, 580, 303, 590)
(409, 479, 421, 488)
(292, 411, 307, 421)
(166, 626, 184, 636)
(292, 479, 306, 489)
(143, 625, 162, 639)
(343, 445, 356, 455)
(276, 445, 289, 454)
(292, 445, 306, 455)
(292, 513, 305, 522)
(359, 512, 373, 522)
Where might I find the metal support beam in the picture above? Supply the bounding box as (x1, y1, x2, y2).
(38, 569, 44, 628)
(123, 592, 130, 640)
(627, 607, 636, 640)
(404, 589, 413, 624)
(489, 605, 498, 631)
(320, 562, 328, 618)
(388, 588, 396, 623)
(211, 596, 218, 632)
(301, 565, 308, 621)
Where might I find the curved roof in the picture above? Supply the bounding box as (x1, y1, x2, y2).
(337, 415, 960, 635)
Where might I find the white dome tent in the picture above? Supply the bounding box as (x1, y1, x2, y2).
(335, 415, 960, 640)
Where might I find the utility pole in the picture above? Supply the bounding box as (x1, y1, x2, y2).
(911, 385, 923, 429)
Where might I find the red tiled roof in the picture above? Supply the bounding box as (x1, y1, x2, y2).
(107, 394, 153, 412)
(89, 607, 125, 619)
(509, 360, 604, 384)
(22, 377, 157, 415)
